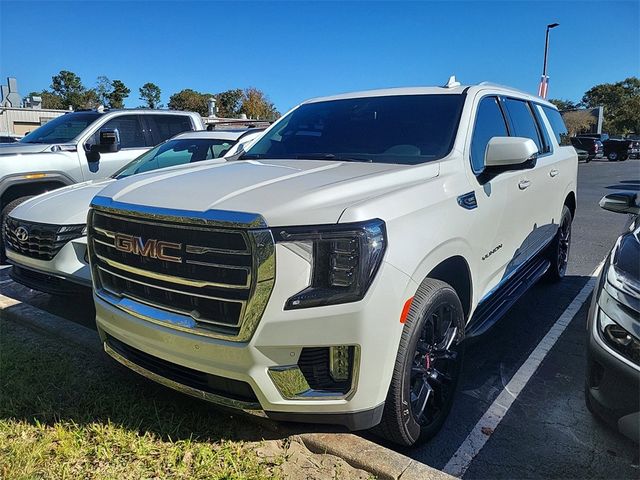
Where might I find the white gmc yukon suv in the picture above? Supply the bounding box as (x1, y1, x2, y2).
(87, 81, 577, 446)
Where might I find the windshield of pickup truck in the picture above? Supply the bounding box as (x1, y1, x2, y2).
(20, 112, 103, 144)
(243, 94, 465, 165)
(113, 137, 236, 179)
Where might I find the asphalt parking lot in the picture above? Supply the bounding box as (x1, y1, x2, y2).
(1, 157, 638, 479)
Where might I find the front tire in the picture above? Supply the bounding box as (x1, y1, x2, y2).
(544, 205, 572, 282)
(375, 278, 465, 447)
(607, 152, 618, 161)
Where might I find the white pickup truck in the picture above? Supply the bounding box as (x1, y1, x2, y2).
(0, 109, 203, 257)
(86, 80, 577, 446)
(4, 129, 264, 293)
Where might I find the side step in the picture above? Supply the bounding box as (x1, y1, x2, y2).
(467, 256, 551, 338)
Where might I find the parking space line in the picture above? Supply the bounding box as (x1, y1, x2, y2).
(443, 262, 605, 478)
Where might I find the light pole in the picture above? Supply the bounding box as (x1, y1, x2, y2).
(538, 22, 559, 99)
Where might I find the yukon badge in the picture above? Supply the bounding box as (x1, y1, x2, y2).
(114, 233, 182, 263)
(482, 244, 502, 261)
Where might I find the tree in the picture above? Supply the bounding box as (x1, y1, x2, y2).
(50, 70, 90, 109)
(582, 77, 640, 134)
(95, 75, 111, 106)
(562, 110, 596, 136)
(139, 82, 162, 109)
(27, 90, 64, 110)
(240, 87, 279, 120)
(167, 89, 211, 116)
(107, 80, 130, 109)
(215, 89, 244, 117)
(549, 99, 577, 111)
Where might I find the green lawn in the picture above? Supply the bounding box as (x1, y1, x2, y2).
(0, 319, 287, 479)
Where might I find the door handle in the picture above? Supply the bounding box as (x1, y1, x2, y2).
(550, 169, 559, 177)
(518, 179, 531, 190)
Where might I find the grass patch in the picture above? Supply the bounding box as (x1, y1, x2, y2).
(0, 319, 285, 479)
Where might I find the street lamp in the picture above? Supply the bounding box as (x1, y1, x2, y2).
(538, 22, 559, 99)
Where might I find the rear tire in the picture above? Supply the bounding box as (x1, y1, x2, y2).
(1, 196, 35, 263)
(375, 278, 465, 447)
(607, 152, 618, 161)
(544, 205, 572, 282)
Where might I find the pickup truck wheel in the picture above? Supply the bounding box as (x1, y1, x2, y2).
(544, 205, 572, 282)
(607, 152, 618, 161)
(375, 279, 464, 447)
(0, 196, 35, 263)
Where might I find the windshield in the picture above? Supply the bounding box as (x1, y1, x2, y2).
(21, 112, 103, 144)
(113, 137, 237, 179)
(243, 94, 465, 165)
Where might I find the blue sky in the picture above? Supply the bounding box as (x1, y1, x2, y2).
(1, 1, 638, 112)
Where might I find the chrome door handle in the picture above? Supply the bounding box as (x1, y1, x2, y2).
(518, 179, 531, 190)
(550, 169, 559, 177)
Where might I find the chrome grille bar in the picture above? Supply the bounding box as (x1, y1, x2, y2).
(88, 201, 275, 342)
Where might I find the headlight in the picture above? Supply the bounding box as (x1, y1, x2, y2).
(598, 310, 640, 366)
(274, 219, 386, 309)
(606, 261, 640, 298)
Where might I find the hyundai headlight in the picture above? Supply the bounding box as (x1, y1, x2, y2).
(274, 219, 386, 309)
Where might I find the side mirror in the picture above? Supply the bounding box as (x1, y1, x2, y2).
(485, 137, 538, 168)
(600, 192, 640, 215)
(98, 128, 121, 153)
(223, 142, 246, 161)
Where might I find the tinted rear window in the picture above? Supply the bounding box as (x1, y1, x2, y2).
(244, 94, 465, 165)
(503, 98, 543, 152)
(542, 106, 570, 146)
(148, 115, 194, 144)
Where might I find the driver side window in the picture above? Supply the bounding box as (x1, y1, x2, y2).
(89, 115, 147, 149)
(470, 96, 509, 174)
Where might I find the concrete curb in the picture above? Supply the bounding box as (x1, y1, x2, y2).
(0, 292, 454, 480)
(299, 433, 455, 480)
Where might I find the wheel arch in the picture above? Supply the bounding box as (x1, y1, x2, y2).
(564, 191, 576, 219)
(0, 178, 70, 210)
(425, 255, 473, 321)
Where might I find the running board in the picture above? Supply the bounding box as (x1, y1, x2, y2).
(467, 257, 551, 338)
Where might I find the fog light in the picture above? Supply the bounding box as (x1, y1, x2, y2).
(329, 345, 351, 382)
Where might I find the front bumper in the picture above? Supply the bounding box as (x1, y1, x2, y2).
(6, 236, 91, 294)
(95, 257, 415, 429)
(586, 277, 639, 443)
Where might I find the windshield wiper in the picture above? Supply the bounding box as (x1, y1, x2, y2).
(295, 153, 373, 163)
(239, 153, 265, 160)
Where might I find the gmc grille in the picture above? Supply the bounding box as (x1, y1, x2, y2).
(4, 217, 85, 261)
(89, 207, 275, 341)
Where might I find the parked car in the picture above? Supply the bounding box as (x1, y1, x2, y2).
(0, 132, 22, 143)
(570, 136, 604, 162)
(4, 129, 264, 294)
(585, 192, 639, 443)
(85, 80, 577, 447)
(0, 109, 204, 259)
(603, 138, 640, 161)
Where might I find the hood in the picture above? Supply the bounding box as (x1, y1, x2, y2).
(9, 179, 115, 225)
(96, 159, 440, 226)
(0, 142, 57, 155)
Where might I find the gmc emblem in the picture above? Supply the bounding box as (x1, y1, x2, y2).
(114, 233, 182, 263)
